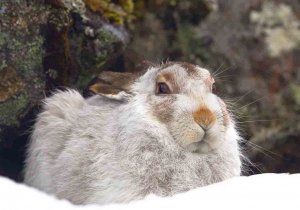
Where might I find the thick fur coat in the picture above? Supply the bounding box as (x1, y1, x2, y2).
(24, 62, 241, 205)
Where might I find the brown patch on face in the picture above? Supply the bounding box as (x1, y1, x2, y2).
(193, 106, 216, 129)
(158, 61, 197, 75)
(156, 72, 180, 94)
(180, 62, 198, 76)
(151, 96, 176, 123)
(159, 61, 198, 76)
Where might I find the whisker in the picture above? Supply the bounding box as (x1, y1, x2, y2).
(215, 74, 235, 79)
(235, 119, 280, 124)
(246, 143, 278, 160)
(244, 161, 263, 174)
(232, 89, 255, 104)
(247, 141, 283, 158)
(213, 66, 233, 77)
(240, 154, 263, 174)
(233, 96, 267, 112)
(212, 63, 224, 76)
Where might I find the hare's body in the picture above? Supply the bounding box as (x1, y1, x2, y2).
(25, 63, 241, 205)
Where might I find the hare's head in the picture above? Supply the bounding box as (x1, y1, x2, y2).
(131, 62, 238, 153)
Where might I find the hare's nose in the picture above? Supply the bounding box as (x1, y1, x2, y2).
(193, 106, 216, 130)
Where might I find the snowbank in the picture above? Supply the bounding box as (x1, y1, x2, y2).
(1, 174, 299, 210)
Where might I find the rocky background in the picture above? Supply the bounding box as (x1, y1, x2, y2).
(0, 0, 299, 182)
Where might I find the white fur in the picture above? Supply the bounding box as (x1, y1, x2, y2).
(24, 64, 242, 205)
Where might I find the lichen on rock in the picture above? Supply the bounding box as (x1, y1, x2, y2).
(250, 2, 300, 57)
(0, 94, 29, 126)
(84, 0, 134, 25)
(57, 0, 136, 25)
(58, 0, 87, 20)
(0, 67, 25, 103)
(289, 84, 300, 110)
(0, 0, 47, 126)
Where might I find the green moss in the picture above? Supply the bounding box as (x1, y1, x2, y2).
(83, 29, 117, 66)
(84, 0, 128, 25)
(174, 24, 211, 62)
(7, 38, 24, 51)
(1, 33, 43, 86)
(98, 29, 118, 44)
(95, 30, 119, 66)
(0, 93, 28, 126)
(0, 60, 7, 70)
(0, 33, 9, 46)
(121, 0, 134, 13)
(75, 28, 122, 89)
(1, 28, 44, 77)
(76, 72, 94, 90)
(83, 0, 178, 25)
(18, 37, 43, 76)
(290, 84, 300, 109)
(0, 1, 46, 128)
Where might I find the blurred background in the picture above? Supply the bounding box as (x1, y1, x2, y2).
(0, 0, 299, 182)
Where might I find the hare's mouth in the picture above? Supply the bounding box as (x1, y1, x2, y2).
(185, 138, 214, 154)
(183, 131, 206, 153)
(185, 140, 204, 153)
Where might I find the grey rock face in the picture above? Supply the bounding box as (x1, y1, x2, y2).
(0, 0, 129, 181)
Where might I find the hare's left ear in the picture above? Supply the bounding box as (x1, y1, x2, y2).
(86, 91, 132, 106)
(83, 71, 138, 100)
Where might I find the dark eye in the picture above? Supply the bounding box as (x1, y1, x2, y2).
(212, 83, 217, 93)
(157, 82, 171, 94)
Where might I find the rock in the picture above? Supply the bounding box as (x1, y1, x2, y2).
(0, 67, 25, 103)
(0, 0, 129, 181)
(43, 0, 130, 91)
(0, 0, 47, 181)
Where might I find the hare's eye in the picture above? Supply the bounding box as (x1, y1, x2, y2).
(157, 82, 171, 94)
(212, 83, 217, 93)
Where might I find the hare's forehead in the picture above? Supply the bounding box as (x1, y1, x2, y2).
(158, 64, 213, 88)
(159, 63, 210, 78)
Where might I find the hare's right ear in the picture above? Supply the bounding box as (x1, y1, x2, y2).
(83, 71, 138, 100)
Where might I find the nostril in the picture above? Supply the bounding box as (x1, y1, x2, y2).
(198, 124, 208, 131)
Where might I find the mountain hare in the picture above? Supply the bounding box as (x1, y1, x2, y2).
(24, 62, 242, 205)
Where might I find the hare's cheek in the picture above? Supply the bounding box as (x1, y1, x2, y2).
(168, 121, 205, 149)
(150, 97, 176, 123)
(217, 98, 230, 129)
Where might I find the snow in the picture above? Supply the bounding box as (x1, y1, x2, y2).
(1, 174, 300, 210)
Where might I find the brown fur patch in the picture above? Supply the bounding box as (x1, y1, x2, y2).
(193, 106, 216, 129)
(156, 72, 180, 94)
(180, 62, 198, 76)
(151, 96, 176, 123)
(158, 61, 198, 76)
